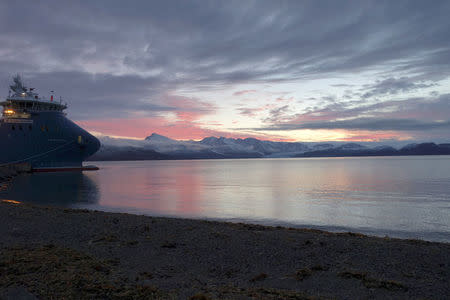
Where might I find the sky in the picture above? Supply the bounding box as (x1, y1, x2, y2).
(0, 0, 449, 143)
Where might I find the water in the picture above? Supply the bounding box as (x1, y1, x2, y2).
(3, 156, 450, 242)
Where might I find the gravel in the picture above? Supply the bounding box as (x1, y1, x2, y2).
(0, 201, 449, 299)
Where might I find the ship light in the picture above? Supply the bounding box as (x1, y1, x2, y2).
(4, 109, 14, 114)
(2, 199, 21, 204)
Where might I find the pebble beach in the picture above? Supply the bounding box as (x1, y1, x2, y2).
(0, 201, 449, 299)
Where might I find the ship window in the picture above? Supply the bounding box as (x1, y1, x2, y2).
(45, 126, 49, 132)
(41, 125, 45, 132)
(12, 125, 15, 130)
(28, 125, 32, 131)
(19, 125, 23, 130)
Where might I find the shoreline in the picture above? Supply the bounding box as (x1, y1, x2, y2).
(1, 201, 449, 299)
(71, 205, 450, 243)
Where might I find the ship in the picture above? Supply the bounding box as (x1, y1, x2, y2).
(0, 75, 100, 171)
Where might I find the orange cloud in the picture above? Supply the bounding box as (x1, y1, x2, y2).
(336, 130, 412, 142)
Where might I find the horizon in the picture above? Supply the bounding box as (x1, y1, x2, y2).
(96, 131, 449, 149)
(1, 1, 449, 143)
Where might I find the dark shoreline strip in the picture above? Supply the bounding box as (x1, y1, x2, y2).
(1, 202, 449, 299)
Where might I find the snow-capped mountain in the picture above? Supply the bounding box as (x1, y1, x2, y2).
(145, 133, 177, 143)
(89, 133, 450, 161)
(336, 143, 368, 151)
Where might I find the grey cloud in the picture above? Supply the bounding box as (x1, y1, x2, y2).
(362, 77, 436, 98)
(255, 93, 450, 132)
(264, 105, 290, 123)
(0, 71, 176, 120)
(319, 94, 448, 123)
(233, 90, 257, 96)
(258, 118, 450, 131)
(1, 0, 450, 124)
(331, 84, 354, 88)
(1, 0, 450, 85)
(237, 107, 260, 117)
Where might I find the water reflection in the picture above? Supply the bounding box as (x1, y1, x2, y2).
(2, 157, 450, 241)
(90, 161, 205, 216)
(3, 172, 99, 206)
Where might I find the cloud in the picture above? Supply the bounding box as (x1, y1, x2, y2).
(361, 77, 437, 98)
(233, 90, 257, 96)
(0, 71, 175, 120)
(259, 118, 450, 131)
(236, 107, 262, 117)
(76, 117, 228, 140)
(77, 117, 294, 141)
(236, 103, 277, 118)
(164, 94, 216, 122)
(1, 1, 450, 141)
(252, 93, 450, 132)
(1, 0, 450, 86)
(263, 105, 290, 123)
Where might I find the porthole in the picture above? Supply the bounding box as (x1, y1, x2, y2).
(11, 125, 15, 130)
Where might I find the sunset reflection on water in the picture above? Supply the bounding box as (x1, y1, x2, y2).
(3, 156, 450, 241)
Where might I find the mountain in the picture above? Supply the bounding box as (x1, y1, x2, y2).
(336, 143, 368, 151)
(398, 143, 450, 155)
(92, 145, 170, 161)
(199, 136, 310, 156)
(88, 133, 450, 161)
(145, 133, 176, 143)
(295, 142, 450, 158)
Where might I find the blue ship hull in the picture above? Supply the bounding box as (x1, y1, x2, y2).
(0, 112, 100, 169)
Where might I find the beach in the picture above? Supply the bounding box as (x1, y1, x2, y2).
(0, 201, 449, 299)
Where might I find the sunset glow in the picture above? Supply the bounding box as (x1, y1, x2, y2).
(1, 1, 449, 144)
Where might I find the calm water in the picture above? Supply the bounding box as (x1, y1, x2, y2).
(3, 156, 450, 242)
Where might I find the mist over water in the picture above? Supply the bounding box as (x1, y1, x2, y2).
(3, 156, 450, 242)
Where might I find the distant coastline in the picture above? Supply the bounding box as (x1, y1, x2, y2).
(295, 142, 450, 158)
(89, 133, 450, 161)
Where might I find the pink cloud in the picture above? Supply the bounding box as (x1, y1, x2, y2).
(233, 90, 257, 96)
(76, 93, 294, 141)
(276, 96, 294, 102)
(76, 117, 294, 141)
(163, 94, 216, 122)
